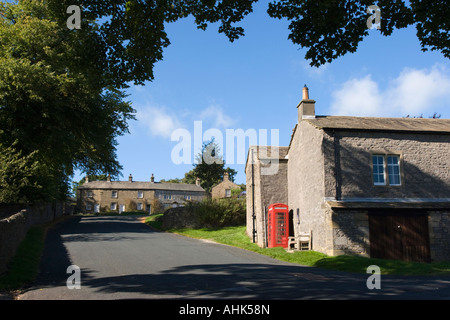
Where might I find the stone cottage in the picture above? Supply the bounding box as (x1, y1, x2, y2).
(77, 174, 206, 214)
(246, 86, 450, 262)
(211, 172, 241, 199)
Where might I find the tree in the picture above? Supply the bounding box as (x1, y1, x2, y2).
(41, 0, 449, 82)
(192, 140, 236, 193)
(0, 140, 41, 203)
(45, 0, 259, 89)
(0, 1, 135, 202)
(267, 0, 450, 67)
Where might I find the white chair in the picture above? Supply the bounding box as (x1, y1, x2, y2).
(287, 230, 312, 251)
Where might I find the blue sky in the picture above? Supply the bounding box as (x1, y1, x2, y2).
(76, 1, 450, 185)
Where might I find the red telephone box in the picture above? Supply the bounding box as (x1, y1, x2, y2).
(267, 203, 289, 248)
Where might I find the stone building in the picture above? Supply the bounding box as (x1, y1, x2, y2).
(245, 146, 289, 246)
(211, 172, 241, 199)
(77, 174, 206, 214)
(246, 86, 450, 262)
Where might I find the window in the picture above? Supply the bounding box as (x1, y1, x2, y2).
(225, 189, 231, 197)
(110, 202, 117, 211)
(137, 191, 143, 199)
(387, 155, 401, 186)
(137, 202, 143, 211)
(184, 195, 191, 200)
(87, 190, 93, 198)
(372, 155, 386, 185)
(164, 194, 172, 200)
(372, 154, 402, 186)
(111, 190, 118, 198)
(86, 203, 92, 211)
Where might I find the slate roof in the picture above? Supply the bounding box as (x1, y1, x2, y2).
(245, 145, 289, 169)
(78, 181, 205, 192)
(305, 116, 450, 134)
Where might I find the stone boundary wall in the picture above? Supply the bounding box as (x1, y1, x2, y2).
(429, 211, 450, 262)
(0, 202, 71, 275)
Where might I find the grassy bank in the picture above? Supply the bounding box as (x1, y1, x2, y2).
(0, 215, 75, 292)
(144, 215, 450, 276)
(0, 225, 46, 292)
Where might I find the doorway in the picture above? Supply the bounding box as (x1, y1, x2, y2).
(369, 210, 430, 262)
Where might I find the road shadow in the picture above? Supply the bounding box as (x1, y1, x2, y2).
(75, 262, 450, 300)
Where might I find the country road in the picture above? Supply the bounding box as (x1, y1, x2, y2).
(18, 215, 450, 300)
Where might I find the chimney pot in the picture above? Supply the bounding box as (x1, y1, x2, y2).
(297, 84, 316, 121)
(223, 172, 229, 181)
(151, 174, 154, 183)
(129, 174, 133, 182)
(107, 174, 111, 182)
(85, 176, 89, 183)
(302, 85, 309, 100)
(195, 177, 201, 186)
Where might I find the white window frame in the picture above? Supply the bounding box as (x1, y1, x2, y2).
(372, 155, 386, 186)
(137, 202, 143, 211)
(110, 202, 117, 211)
(86, 203, 92, 211)
(387, 155, 402, 186)
(111, 190, 118, 198)
(137, 191, 144, 199)
(164, 194, 172, 200)
(184, 195, 191, 200)
(225, 189, 231, 197)
(372, 154, 402, 186)
(87, 190, 93, 198)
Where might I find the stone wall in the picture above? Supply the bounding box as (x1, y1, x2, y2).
(288, 122, 334, 255)
(325, 130, 450, 200)
(161, 206, 200, 230)
(429, 211, 450, 261)
(331, 209, 370, 257)
(0, 202, 69, 275)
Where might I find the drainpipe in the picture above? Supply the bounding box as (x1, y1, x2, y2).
(332, 130, 342, 201)
(251, 148, 256, 243)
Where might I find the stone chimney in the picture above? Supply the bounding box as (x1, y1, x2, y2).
(128, 174, 133, 182)
(223, 172, 229, 181)
(85, 176, 89, 183)
(297, 85, 316, 122)
(195, 177, 201, 186)
(151, 173, 154, 183)
(107, 174, 111, 182)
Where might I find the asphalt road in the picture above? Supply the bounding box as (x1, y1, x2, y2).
(18, 215, 450, 300)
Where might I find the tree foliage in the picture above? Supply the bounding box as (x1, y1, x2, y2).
(267, 0, 450, 67)
(46, 0, 259, 88)
(42, 0, 449, 76)
(192, 140, 236, 193)
(0, 1, 135, 203)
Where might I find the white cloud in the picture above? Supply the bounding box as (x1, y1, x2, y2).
(199, 104, 236, 128)
(330, 64, 450, 117)
(137, 105, 182, 139)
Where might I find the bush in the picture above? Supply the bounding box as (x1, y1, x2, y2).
(192, 198, 245, 228)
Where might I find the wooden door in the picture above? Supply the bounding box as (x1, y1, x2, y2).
(369, 212, 430, 262)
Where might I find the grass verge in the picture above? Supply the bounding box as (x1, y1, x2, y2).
(0, 215, 74, 293)
(144, 215, 450, 276)
(0, 226, 46, 292)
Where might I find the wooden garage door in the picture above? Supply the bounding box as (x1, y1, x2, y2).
(369, 212, 430, 262)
